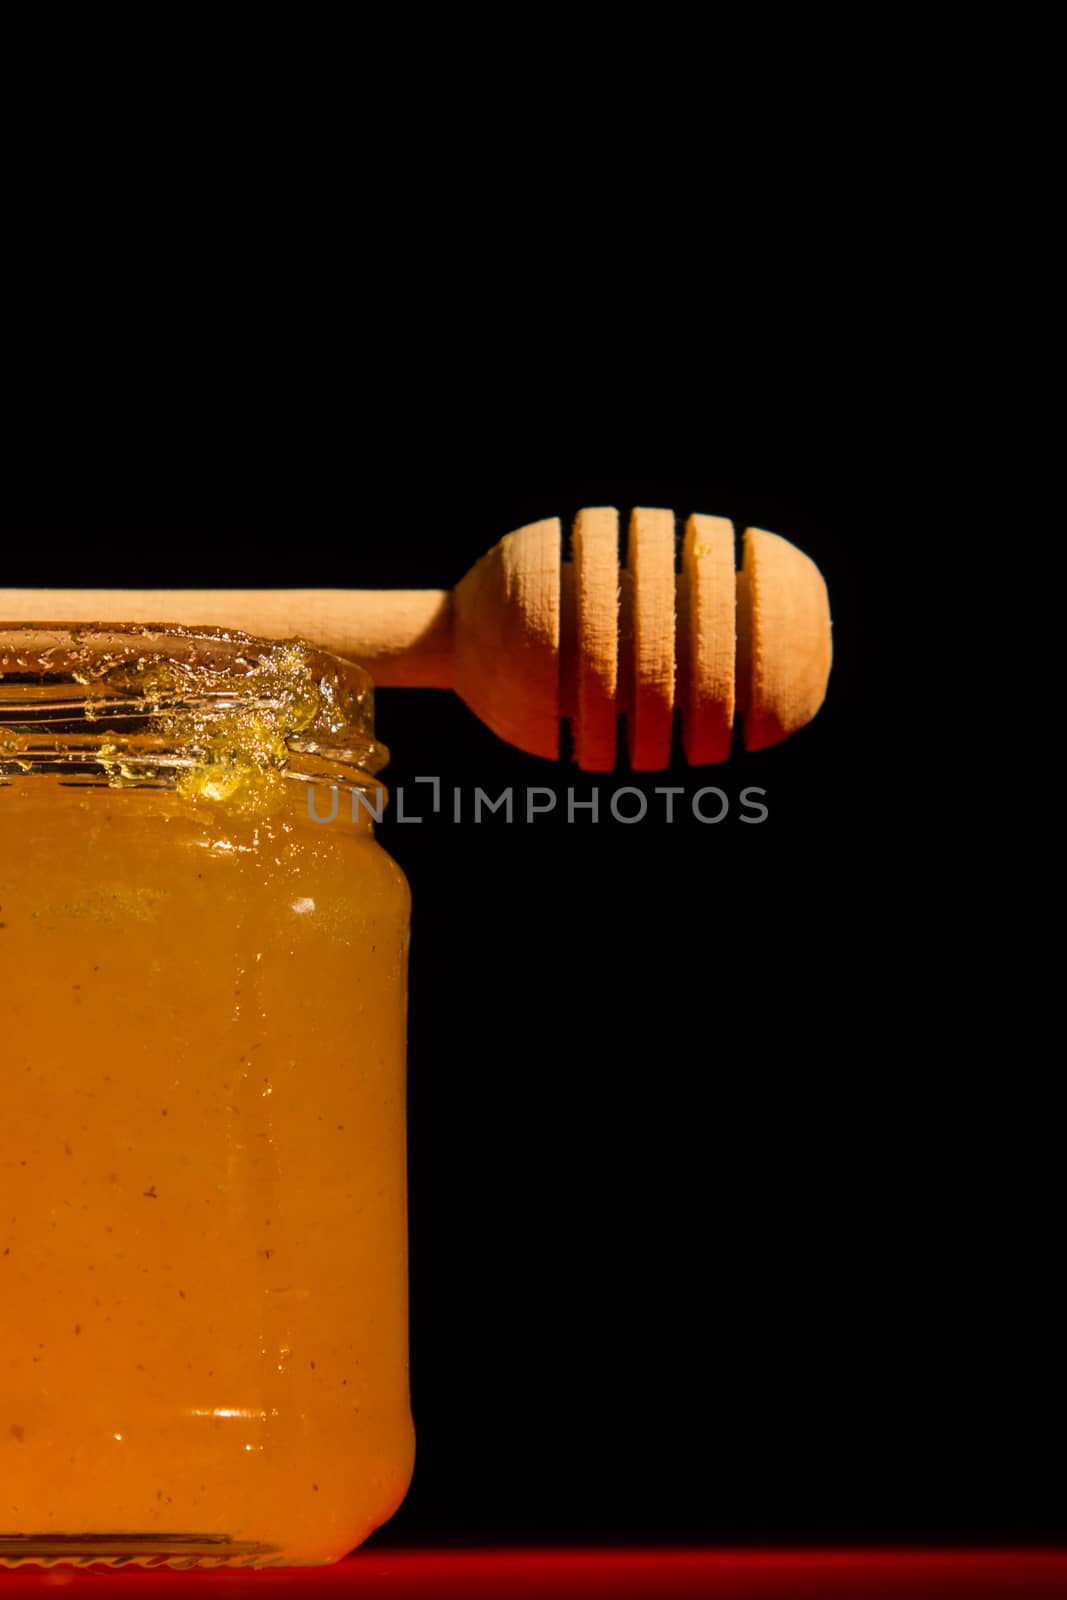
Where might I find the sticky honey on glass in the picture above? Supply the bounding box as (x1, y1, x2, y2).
(0, 626, 414, 1568)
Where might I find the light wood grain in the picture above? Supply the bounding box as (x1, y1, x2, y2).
(738, 527, 833, 751)
(0, 509, 832, 767)
(570, 507, 619, 772)
(680, 514, 735, 764)
(453, 518, 561, 761)
(625, 507, 676, 771)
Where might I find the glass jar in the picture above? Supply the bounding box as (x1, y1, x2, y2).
(0, 625, 414, 1568)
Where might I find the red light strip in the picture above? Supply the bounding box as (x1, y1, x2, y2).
(0, 1549, 1065, 1598)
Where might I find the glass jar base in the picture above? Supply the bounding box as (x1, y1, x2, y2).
(0, 1533, 290, 1569)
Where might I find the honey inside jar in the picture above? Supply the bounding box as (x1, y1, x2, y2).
(0, 627, 414, 1567)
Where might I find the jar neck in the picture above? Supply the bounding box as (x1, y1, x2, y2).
(0, 625, 387, 820)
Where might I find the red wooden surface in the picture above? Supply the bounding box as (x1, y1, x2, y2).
(1, 1550, 1065, 1598)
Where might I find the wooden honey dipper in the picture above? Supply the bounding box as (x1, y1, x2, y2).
(0, 508, 831, 770)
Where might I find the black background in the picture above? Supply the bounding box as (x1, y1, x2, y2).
(6, 124, 1055, 1549)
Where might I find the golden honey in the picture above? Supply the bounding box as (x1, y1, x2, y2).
(0, 627, 414, 1567)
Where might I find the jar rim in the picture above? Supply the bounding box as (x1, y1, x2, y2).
(0, 622, 387, 799)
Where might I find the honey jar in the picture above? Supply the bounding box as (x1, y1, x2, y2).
(0, 625, 415, 1567)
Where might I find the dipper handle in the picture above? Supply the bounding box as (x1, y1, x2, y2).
(0, 508, 831, 769)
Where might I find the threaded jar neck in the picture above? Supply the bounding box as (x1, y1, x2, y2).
(0, 624, 386, 815)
